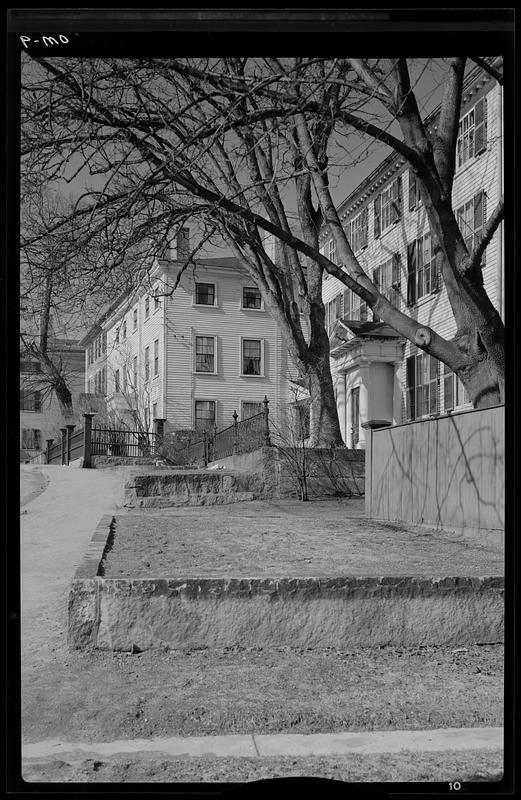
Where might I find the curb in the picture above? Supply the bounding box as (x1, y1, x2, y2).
(22, 727, 504, 761)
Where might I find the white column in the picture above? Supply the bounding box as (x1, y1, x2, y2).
(358, 366, 370, 449)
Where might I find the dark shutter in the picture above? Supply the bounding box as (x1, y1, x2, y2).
(443, 365, 454, 411)
(362, 207, 369, 248)
(407, 241, 417, 306)
(392, 176, 402, 222)
(392, 253, 401, 286)
(474, 191, 486, 267)
(408, 170, 417, 210)
(406, 355, 416, 420)
(374, 196, 381, 238)
(474, 98, 486, 155)
(343, 289, 350, 318)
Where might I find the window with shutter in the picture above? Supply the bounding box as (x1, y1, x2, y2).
(407, 241, 417, 306)
(373, 196, 381, 238)
(457, 97, 487, 168)
(406, 356, 416, 420)
(474, 97, 486, 155)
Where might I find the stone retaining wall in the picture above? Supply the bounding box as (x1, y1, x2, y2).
(68, 517, 504, 652)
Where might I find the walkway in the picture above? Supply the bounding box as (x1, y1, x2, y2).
(23, 727, 502, 760)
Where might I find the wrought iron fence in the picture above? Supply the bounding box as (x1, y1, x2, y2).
(90, 427, 160, 458)
(47, 440, 62, 465)
(68, 427, 85, 462)
(173, 397, 271, 466)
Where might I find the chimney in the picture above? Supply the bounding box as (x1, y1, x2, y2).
(170, 227, 190, 261)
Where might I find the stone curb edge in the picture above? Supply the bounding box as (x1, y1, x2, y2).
(73, 515, 116, 579)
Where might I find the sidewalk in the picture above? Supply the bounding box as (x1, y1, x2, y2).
(23, 726, 503, 760)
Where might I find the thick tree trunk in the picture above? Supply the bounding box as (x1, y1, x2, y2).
(304, 342, 344, 447)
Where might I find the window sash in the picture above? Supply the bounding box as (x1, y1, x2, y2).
(242, 339, 262, 375)
(195, 282, 215, 305)
(194, 400, 215, 431)
(242, 286, 262, 309)
(195, 336, 215, 372)
(20, 390, 42, 412)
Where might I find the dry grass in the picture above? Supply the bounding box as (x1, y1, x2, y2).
(22, 749, 504, 784)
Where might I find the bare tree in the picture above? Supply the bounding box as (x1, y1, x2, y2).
(21, 55, 505, 445)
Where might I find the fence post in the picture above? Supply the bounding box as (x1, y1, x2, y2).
(232, 410, 238, 454)
(66, 424, 75, 465)
(202, 430, 208, 467)
(45, 439, 54, 465)
(361, 419, 391, 519)
(82, 412, 96, 468)
(263, 396, 271, 447)
(60, 428, 67, 465)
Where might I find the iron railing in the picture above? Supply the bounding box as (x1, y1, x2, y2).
(174, 397, 271, 466)
(90, 427, 160, 458)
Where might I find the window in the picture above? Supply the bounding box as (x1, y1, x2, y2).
(456, 191, 486, 264)
(144, 347, 150, 381)
(457, 98, 487, 169)
(407, 232, 438, 305)
(342, 288, 367, 323)
(122, 320, 127, 340)
(102, 332, 107, 354)
(373, 253, 401, 319)
(242, 339, 263, 376)
(406, 352, 439, 420)
(194, 400, 216, 432)
(349, 207, 369, 252)
(133, 356, 138, 389)
(21, 428, 41, 450)
(154, 339, 159, 376)
(327, 238, 338, 265)
(152, 402, 157, 420)
(133, 308, 138, 330)
(326, 294, 344, 334)
(241, 401, 263, 419)
(145, 297, 150, 318)
(443, 364, 470, 411)
(20, 390, 42, 412)
(195, 282, 215, 306)
(154, 295, 160, 310)
(374, 176, 402, 237)
(114, 369, 120, 393)
(242, 286, 262, 309)
(20, 360, 42, 373)
(87, 378, 92, 394)
(195, 336, 216, 373)
(408, 170, 422, 210)
(115, 328, 120, 345)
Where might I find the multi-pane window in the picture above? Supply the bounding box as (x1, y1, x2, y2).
(406, 352, 439, 420)
(195, 336, 215, 373)
(94, 367, 106, 394)
(342, 288, 367, 323)
(242, 401, 263, 419)
(133, 308, 138, 330)
(327, 238, 338, 265)
(20, 360, 41, 373)
(115, 327, 120, 345)
(21, 428, 41, 450)
(194, 400, 216, 431)
(443, 364, 470, 411)
(349, 208, 369, 252)
(456, 191, 486, 264)
(144, 346, 150, 381)
(20, 390, 42, 412)
(325, 293, 344, 334)
(374, 176, 402, 237)
(242, 339, 262, 376)
(145, 297, 150, 318)
(373, 254, 401, 319)
(195, 282, 215, 306)
(407, 232, 438, 304)
(242, 286, 262, 309)
(457, 98, 487, 168)
(154, 339, 159, 376)
(114, 369, 120, 393)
